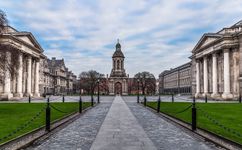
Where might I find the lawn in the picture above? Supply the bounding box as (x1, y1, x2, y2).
(0, 102, 91, 144)
(146, 102, 242, 145)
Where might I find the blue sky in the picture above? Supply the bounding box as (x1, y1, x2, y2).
(1, 0, 242, 78)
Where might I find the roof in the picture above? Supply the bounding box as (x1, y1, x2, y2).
(112, 41, 125, 58)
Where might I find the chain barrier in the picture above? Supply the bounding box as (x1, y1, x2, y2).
(0, 105, 46, 143)
(197, 106, 242, 139)
(172, 104, 193, 114)
(49, 104, 69, 114)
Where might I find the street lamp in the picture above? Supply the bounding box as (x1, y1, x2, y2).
(137, 79, 140, 103)
(97, 79, 100, 103)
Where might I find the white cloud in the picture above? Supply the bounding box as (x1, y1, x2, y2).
(1, 0, 242, 78)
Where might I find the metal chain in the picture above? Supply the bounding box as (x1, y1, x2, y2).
(49, 104, 69, 113)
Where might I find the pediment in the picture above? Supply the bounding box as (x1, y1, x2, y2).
(192, 34, 222, 53)
(12, 33, 43, 52)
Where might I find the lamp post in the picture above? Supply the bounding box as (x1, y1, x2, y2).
(97, 79, 100, 103)
(137, 79, 140, 103)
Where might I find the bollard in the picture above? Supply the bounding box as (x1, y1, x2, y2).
(239, 94, 241, 103)
(91, 95, 94, 107)
(79, 96, 82, 113)
(62, 95, 65, 103)
(157, 96, 161, 113)
(28, 95, 31, 103)
(137, 94, 140, 103)
(205, 94, 207, 103)
(192, 96, 196, 131)
(144, 96, 147, 107)
(172, 94, 174, 103)
(46, 97, 51, 131)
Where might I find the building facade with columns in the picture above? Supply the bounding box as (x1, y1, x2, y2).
(0, 26, 45, 100)
(108, 40, 128, 95)
(159, 62, 192, 95)
(191, 20, 242, 100)
(41, 57, 77, 96)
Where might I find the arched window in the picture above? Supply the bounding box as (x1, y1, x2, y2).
(117, 60, 120, 69)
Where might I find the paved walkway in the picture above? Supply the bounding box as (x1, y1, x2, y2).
(123, 98, 219, 150)
(26, 96, 220, 150)
(90, 96, 156, 150)
(26, 97, 113, 150)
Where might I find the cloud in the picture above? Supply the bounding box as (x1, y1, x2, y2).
(1, 0, 242, 78)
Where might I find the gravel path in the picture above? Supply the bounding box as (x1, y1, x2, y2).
(26, 97, 114, 150)
(123, 98, 220, 150)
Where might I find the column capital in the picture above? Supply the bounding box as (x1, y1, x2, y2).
(212, 53, 217, 57)
(223, 48, 230, 53)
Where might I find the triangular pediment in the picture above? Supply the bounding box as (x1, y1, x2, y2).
(192, 33, 222, 53)
(12, 32, 43, 52)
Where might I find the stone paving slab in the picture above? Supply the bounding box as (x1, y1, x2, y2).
(90, 96, 156, 150)
(25, 97, 114, 150)
(123, 98, 221, 150)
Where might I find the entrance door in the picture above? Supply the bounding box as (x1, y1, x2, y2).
(114, 82, 122, 95)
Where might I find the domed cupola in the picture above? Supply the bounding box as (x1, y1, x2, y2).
(112, 39, 124, 58)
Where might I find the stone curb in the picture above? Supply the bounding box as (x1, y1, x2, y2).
(0, 103, 98, 150)
(140, 103, 242, 150)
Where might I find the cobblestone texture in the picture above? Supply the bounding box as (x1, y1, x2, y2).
(123, 97, 220, 150)
(26, 97, 114, 150)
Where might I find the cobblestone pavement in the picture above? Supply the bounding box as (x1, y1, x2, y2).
(26, 97, 114, 150)
(123, 97, 220, 150)
(90, 96, 156, 150)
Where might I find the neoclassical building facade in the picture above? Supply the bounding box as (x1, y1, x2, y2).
(0, 26, 45, 99)
(108, 40, 128, 95)
(191, 21, 242, 100)
(159, 62, 191, 94)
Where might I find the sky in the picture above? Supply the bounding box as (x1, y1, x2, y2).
(1, 0, 242, 78)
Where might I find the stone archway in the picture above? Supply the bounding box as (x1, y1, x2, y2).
(114, 82, 122, 95)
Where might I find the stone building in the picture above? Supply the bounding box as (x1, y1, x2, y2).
(0, 26, 45, 100)
(191, 20, 242, 100)
(159, 62, 191, 95)
(41, 57, 77, 95)
(108, 40, 128, 95)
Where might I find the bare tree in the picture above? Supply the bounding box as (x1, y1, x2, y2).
(134, 71, 156, 95)
(0, 10, 19, 84)
(0, 10, 7, 33)
(79, 70, 104, 95)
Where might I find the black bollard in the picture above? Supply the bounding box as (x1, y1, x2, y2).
(28, 95, 31, 103)
(137, 93, 140, 103)
(192, 96, 196, 131)
(157, 96, 161, 113)
(79, 96, 82, 113)
(239, 94, 241, 103)
(172, 94, 174, 103)
(144, 96, 147, 107)
(62, 95, 65, 103)
(91, 95, 94, 107)
(205, 94, 207, 103)
(46, 97, 51, 131)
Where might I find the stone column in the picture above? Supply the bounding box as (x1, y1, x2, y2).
(222, 49, 233, 99)
(2, 51, 13, 100)
(16, 53, 23, 97)
(26, 55, 32, 96)
(211, 53, 219, 98)
(203, 56, 208, 96)
(195, 60, 200, 97)
(34, 60, 40, 97)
